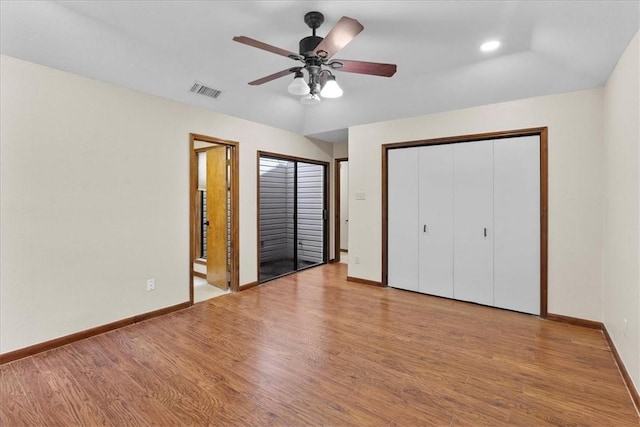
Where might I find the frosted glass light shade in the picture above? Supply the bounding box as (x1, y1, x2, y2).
(480, 40, 501, 52)
(300, 93, 321, 105)
(320, 76, 343, 98)
(288, 76, 310, 95)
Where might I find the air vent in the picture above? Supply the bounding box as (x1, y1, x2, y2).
(189, 81, 222, 99)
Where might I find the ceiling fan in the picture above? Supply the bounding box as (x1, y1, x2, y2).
(233, 11, 397, 105)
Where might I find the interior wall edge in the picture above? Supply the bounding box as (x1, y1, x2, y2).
(546, 313, 639, 412)
(601, 30, 640, 399)
(603, 323, 640, 413)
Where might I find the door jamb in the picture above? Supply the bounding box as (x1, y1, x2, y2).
(334, 157, 348, 264)
(189, 133, 240, 304)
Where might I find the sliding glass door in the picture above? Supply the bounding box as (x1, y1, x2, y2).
(258, 153, 328, 283)
(296, 162, 325, 269)
(259, 156, 296, 280)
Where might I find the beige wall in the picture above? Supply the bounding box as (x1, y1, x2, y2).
(349, 88, 605, 321)
(0, 55, 333, 354)
(602, 32, 639, 392)
(333, 142, 348, 159)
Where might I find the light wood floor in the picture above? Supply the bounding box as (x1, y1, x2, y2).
(1, 263, 638, 426)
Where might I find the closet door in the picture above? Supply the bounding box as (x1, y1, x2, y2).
(453, 141, 494, 306)
(418, 145, 454, 298)
(494, 136, 540, 314)
(388, 147, 419, 291)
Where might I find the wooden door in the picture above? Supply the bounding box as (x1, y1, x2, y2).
(206, 146, 228, 290)
(493, 136, 540, 314)
(387, 147, 420, 291)
(418, 145, 454, 298)
(339, 161, 349, 252)
(453, 140, 494, 306)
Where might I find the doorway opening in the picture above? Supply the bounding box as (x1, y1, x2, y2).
(257, 152, 329, 283)
(334, 157, 348, 264)
(190, 133, 239, 304)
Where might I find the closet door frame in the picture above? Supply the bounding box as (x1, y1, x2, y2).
(381, 127, 548, 317)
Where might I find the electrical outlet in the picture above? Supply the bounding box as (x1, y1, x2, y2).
(623, 318, 628, 336)
(354, 256, 360, 264)
(146, 279, 155, 291)
(355, 192, 366, 200)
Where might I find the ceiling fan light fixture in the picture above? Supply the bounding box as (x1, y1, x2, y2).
(480, 40, 501, 52)
(300, 93, 321, 105)
(320, 75, 343, 98)
(287, 71, 310, 95)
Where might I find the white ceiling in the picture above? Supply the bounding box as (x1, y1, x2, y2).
(1, 1, 638, 143)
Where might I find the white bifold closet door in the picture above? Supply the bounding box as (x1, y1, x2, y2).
(388, 147, 419, 291)
(387, 135, 540, 315)
(418, 145, 454, 298)
(494, 136, 540, 314)
(453, 141, 494, 306)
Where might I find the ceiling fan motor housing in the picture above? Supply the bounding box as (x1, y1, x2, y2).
(299, 36, 323, 57)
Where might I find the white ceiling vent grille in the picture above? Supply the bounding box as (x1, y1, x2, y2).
(189, 81, 222, 99)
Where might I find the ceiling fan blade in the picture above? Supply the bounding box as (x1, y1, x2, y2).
(313, 17, 364, 59)
(330, 59, 397, 77)
(248, 68, 300, 86)
(233, 36, 299, 59)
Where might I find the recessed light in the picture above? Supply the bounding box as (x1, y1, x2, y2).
(480, 40, 501, 52)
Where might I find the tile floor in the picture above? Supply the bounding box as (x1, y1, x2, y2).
(195, 253, 346, 303)
(193, 276, 230, 303)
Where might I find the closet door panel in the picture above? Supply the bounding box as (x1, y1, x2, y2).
(453, 141, 494, 306)
(494, 136, 540, 314)
(419, 145, 454, 298)
(388, 148, 420, 291)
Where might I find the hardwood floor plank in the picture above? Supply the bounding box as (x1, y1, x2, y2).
(9, 354, 89, 426)
(32, 348, 111, 425)
(0, 364, 51, 426)
(65, 334, 186, 425)
(1, 263, 638, 426)
(93, 331, 219, 425)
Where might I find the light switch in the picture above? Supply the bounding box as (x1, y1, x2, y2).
(356, 192, 366, 200)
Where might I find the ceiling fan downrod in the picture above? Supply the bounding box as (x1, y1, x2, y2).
(299, 11, 325, 57)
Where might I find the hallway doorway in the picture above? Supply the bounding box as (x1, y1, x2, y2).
(334, 157, 348, 265)
(190, 133, 239, 303)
